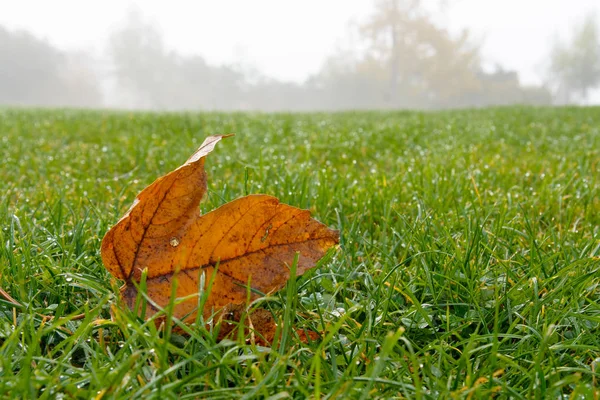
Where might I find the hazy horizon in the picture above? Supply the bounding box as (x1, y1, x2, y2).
(1, 0, 599, 109)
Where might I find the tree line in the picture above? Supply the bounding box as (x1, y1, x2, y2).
(1, 1, 598, 110)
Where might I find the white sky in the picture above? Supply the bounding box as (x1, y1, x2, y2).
(1, 0, 598, 87)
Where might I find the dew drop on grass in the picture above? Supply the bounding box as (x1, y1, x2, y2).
(65, 277, 73, 283)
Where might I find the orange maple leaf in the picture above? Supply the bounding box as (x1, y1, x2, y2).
(101, 135, 339, 328)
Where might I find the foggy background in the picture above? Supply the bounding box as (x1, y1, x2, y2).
(1, 0, 599, 111)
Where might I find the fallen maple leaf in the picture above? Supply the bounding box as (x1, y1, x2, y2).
(101, 135, 339, 329)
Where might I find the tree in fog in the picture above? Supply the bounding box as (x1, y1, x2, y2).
(548, 14, 600, 104)
(108, 11, 178, 109)
(0, 26, 102, 107)
(360, 0, 481, 107)
(311, 0, 481, 109)
(109, 11, 245, 110)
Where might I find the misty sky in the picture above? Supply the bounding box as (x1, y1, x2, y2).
(1, 0, 599, 89)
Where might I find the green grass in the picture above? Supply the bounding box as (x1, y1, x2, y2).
(0, 107, 599, 399)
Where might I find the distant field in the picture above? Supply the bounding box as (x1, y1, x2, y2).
(0, 107, 599, 398)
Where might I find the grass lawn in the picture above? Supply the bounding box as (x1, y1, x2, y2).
(0, 107, 599, 399)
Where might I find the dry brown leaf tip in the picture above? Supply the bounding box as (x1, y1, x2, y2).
(101, 134, 339, 324)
